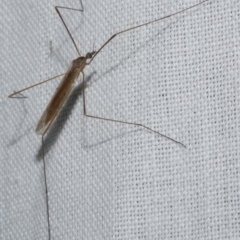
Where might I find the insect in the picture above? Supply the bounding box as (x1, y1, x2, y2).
(8, 1, 210, 239)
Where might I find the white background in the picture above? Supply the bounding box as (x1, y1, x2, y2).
(1, 0, 240, 239)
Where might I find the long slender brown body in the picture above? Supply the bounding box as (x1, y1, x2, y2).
(35, 56, 88, 136)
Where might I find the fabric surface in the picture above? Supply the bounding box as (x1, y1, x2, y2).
(1, 0, 239, 239)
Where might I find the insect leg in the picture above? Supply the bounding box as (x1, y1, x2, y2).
(8, 73, 65, 98)
(55, 0, 84, 56)
(81, 72, 186, 147)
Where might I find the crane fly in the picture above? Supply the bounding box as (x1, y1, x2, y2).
(8, 1, 210, 239)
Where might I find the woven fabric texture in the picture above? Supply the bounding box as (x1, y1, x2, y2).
(1, 0, 239, 239)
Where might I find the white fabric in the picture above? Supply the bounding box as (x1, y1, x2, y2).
(1, 0, 239, 239)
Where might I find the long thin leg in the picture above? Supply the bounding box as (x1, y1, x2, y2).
(9, 1, 84, 99)
(42, 136, 51, 240)
(88, 0, 209, 65)
(55, 0, 84, 56)
(8, 73, 65, 98)
(81, 72, 186, 147)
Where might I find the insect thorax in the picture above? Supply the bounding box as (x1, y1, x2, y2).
(71, 56, 87, 72)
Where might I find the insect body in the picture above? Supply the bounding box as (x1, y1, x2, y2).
(36, 52, 95, 135)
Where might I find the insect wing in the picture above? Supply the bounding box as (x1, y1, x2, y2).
(36, 65, 80, 135)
